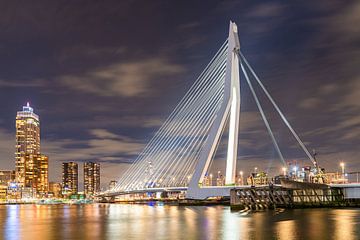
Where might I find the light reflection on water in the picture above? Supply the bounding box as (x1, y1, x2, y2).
(0, 204, 360, 240)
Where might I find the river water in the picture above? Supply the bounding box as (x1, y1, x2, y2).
(0, 204, 359, 240)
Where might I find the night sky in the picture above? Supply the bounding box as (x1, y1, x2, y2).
(0, 1, 359, 189)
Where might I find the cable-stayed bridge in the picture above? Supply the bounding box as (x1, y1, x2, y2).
(101, 21, 317, 200)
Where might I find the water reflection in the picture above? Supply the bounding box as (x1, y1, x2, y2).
(4, 205, 20, 240)
(275, 219, 296, 239)
(0, 204, 360, 240)
(333, 209, 358, 240)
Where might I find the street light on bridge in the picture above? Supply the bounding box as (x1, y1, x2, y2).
(239, 171, 243, 185)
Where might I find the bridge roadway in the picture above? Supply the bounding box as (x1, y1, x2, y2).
(99, 183, 360, 201)
(98, 185, 273, 198)
(330, 183, 360, 199)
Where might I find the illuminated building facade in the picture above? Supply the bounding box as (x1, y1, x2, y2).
(35, 154, 49, 195)
(62, 162, 78, 195)
(0, 185, 7, 201)
(24, 154, 36, 188)
(15, 103, 40, 187)
(49, 182, 62, 198)
(23, 154, 49, 196)
(0, 170, 15, 186)
(0, 170, 15, 201)
(84, 162, 100, 195)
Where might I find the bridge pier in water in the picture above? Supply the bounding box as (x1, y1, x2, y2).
(230, 181, 353, 210)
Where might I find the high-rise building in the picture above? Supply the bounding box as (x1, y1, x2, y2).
(23, 154, 49, 196)
(15, 103, 40, 187)
(35, 154, 49, 195)
(84, 162, 100, 195)
(62, 162, 78, 195)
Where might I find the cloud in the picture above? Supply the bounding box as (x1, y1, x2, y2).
(326, 2, 360, 43)
(42, 129, 144, 163)
(141, 117, 164, 128)
(338, 114, 360, 129)
(340, 128, 360, 141)
(246, 3, 284, 18)
(89, 129, 122, 139)
(305, 1, 360, 48)
(59, 58, 185, 97)
(319, 83, 338, 95)
(59, 46, 127, 61)
(0, 79, 46, 88)
(46, 115, 164, 132)
(242, 2, 286, 35)
(342, 78, 360, 109)
(299, 97, 322, 109)
(177, 21, 201, 31)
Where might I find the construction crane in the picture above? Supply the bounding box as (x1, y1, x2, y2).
(310, 149, 328, 184)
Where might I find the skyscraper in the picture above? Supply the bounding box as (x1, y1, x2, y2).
(15, 103, 40, 187)
(62, 162, 78, 195)
(84, 162, 100, 195)
(23, 154, 49, 196)
(35, 154, 49, 195)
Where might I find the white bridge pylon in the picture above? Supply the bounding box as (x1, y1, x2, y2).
(108, 21, 316, 200)
(186, 21, 240, 199)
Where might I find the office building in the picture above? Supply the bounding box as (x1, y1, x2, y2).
(35, 154, 49, 195)
(62, 162, 78, 195)
(15, 103, 40, 187)
(84, 162, 100, 195)
(23, 154, 48, 196)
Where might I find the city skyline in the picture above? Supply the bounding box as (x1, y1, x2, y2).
(0, 2, 359, 239)
(0, 1, 359, 188)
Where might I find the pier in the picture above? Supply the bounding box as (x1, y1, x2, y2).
(230, 180, 360, 210)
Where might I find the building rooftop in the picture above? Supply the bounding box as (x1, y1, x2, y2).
(16, 102, 39, 121)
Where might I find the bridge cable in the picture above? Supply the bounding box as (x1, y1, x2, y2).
(114, 42, 228, 191)
(240, 62, 286, 165)
(239, 52, 317, 167)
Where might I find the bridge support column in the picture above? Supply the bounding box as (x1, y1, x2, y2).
(187, 21, 240, 199)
